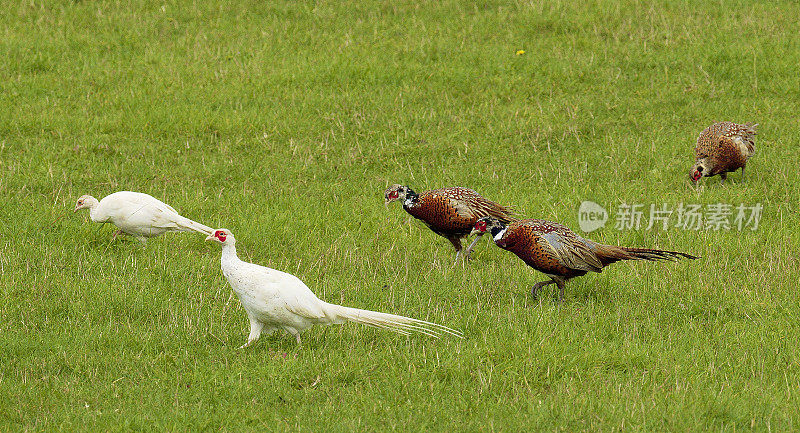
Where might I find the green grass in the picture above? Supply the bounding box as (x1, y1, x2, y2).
(2, 0, 799, 430)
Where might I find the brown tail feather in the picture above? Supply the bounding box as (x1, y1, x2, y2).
(595, 245, 699, 266)
(488, 204, 517, 224)
(618, 246, 699, 261)
(473, 197, 518, 223)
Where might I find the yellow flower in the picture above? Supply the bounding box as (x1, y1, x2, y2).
(515, 49, 525, 56)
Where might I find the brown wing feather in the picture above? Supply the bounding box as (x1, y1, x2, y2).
(723, 122, 757, 158)
(434, 187, 516, 222)
(536, 229, 603, 273)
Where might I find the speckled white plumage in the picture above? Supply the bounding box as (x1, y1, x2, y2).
(206, 229, 462, 348)
(74, 191, 213, 243)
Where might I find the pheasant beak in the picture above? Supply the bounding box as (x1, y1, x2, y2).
(205, 234, 215, 242)
(384, 199, 389, 210)
(469, 228, 483, 237)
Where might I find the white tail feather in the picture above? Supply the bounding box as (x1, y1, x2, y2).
(176, 217, 214, 235)
(322, 302, 462, 339)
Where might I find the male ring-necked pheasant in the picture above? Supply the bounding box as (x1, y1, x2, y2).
(472, 217, 699, 302)
(384, 184, 515, 263)
(691, 121, 757, 184)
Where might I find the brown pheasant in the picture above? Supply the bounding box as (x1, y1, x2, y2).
(384, 184, 515, 263)
(472, 217, 699, 302)
(691, 121, 757, 184)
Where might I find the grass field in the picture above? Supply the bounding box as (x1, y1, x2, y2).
(2, 0, 800, 430)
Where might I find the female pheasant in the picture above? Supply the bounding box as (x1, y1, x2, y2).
(691, 121, 757, 184)
(472, 217, 699, 303)
(384, 184, 515, 262)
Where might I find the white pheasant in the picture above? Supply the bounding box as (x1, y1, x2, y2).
(206, 229, 462, 348)
(74, 191, 213, 243)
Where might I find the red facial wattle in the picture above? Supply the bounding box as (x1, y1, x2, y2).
(692, 171, 702, 181)
(215, 231, 227, 242)
(475, 221, 487, 232)
(388, 191, 398, 200)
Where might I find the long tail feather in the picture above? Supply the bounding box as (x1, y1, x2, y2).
(323, 303, 463, 339)
(176, 216, 214, 235)
(489, 204, 518, 224)
(618, 247, 700, 262)
(592, 244, 699, 267)
(480, 200, 518, 224)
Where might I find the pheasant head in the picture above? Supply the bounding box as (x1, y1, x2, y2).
(74, 195, 100, 213)
(384, 184, 413, 208)
(206, 228, 236, 246)
(690, 158, 709, 183)
(470, 217, 507, 238)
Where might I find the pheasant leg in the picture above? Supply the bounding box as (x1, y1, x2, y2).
(239, 319, 264, 349)
(286, 328, 302, 345)
(531, 280, 556, 299)
(555, 279, 566, 304)
(448, 237, 463, 265)
(462, 234, 484, 261)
